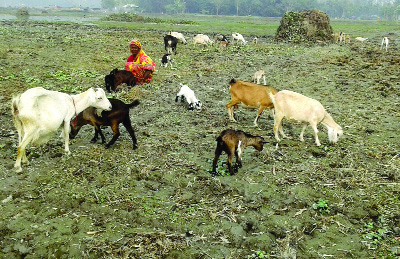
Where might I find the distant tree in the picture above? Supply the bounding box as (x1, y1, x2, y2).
(16, 7, 29, 20)
(211, 0, 225, 15)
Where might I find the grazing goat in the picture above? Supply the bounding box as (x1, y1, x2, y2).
(175, 83, 202, 111)
(105, 68, 136, 93)
(269, 90, 343, 146)
(164, 34, 178, 54)
(251, 70, 266, 85)
(253, 37, 258, 45)
(211, 129, 265, 175)
(227, 79, 278, 127)
(355, 37, 368, 42)
(214, 34, 229, 43)
(381, 37, 389, 51)
(232, 32, 247, 44)
(168, 31, 187, 44)
(193, 34, 213, 46)
(161, 54, 173, 68)
(12, 87, 112, 172)
(70, 98, 140, 150)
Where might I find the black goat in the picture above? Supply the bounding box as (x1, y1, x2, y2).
(164, 35, 178, 54)
(105, 68, 136, 93)
(70, 98, 140, 149)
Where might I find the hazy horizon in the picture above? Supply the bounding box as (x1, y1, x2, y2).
(1, 0, 102, 8)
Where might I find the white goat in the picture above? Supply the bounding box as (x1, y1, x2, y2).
(232, 32, 247, 45)
(251, 70, 266, 85)
(12, 87, 112, 172)
(168, 31, 187, 44)
(355, 37, 368, 42)
(175, 83, 202, 111)
(253, 37, 258, 45)
(381, 37, 389, 51)
(193, 34, 213, 46)
(269, 90, 343, 146)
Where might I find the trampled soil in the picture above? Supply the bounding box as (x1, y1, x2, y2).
(0, 21, 399, 258)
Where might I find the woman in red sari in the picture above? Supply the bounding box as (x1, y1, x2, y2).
(125, 40, 156, 85)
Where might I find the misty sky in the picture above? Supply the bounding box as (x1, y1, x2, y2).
(1, 0, 102, 8)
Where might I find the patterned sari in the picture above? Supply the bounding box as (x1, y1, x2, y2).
(125, 40, 156, 85)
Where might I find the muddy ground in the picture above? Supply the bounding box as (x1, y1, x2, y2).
(0, 21, 399, 258)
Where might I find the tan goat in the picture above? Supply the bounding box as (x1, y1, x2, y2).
(226, 79, 278, 126)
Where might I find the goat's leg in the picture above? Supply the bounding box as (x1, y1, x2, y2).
(310, 123, 321, 146)
(226, 101, 239, 122)
(63, 121, 71, 155)
(254, 106, 266, 127)
(212, 144, 223, 173)
(273, 115, 284, 142)
(234, 147, 243, 170)
(14, 132, 35, 172)
(227, 151, 235, 175)
(105, 124, 120, 149)
(123, 119, 138, 150)
(299, 125, 307, 142)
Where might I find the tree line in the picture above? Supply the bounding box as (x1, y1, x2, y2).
(101, 0, 400, 20)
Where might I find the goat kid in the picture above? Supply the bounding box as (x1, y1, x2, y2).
(227, 79, 278, 126)
(70, 98, 140, 149)
(251, 70, 266, 85)
(381, 37, 389, 52)
(212, 129, 265, 175)
(175, 83, 202, 111)
(161, 54, 173, 68)
(269, 90, 343, 146)
(105, 68, 136, 93)
(12, 87, 112, 172)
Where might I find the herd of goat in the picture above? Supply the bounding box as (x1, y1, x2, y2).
(12, 30, 358, 174)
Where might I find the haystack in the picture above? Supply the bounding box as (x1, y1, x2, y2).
(275, 9, 334, 43)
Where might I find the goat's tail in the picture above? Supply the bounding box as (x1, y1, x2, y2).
(268, 91, 276, 105)
(11, 95, 23, 143)
(127, 99, 140, 109)
(11, 95, 20, 117)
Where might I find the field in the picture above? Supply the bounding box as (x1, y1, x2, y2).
(0, 15, 400, 258)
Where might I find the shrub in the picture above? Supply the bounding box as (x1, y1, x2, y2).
(16, 7, 30, 20)
(275, 9, 334, 43)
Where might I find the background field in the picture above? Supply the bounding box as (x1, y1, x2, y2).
(0, 13, 399, 258)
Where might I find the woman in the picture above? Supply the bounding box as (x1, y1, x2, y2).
(125, 40, 156, 85)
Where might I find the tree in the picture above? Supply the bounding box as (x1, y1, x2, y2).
(211, 0, 225, 15)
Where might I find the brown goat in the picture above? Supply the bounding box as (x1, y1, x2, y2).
(105, 68, 136, 93)
(227, 79, 278, 126)
(211, 129, 265, 175)
(70, 98, 140, 149)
